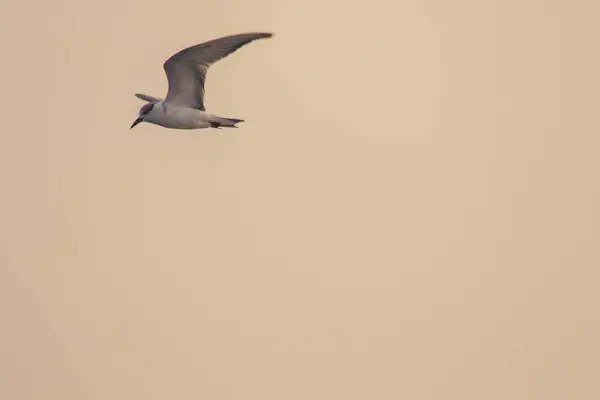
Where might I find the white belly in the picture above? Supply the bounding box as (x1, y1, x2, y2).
(148, 105, 212, 130)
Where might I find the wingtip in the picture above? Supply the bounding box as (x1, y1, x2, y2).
(134, 93, 148, 100)
(258, 32, 275, 39)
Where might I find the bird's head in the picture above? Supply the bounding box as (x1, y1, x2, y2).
(130, 102, 156, 129)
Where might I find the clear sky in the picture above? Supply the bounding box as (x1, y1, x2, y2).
(1, 1, 599, 399)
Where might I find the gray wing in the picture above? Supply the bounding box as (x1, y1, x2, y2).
(163, 32, 274, 111)
(135, 93, 163, 103)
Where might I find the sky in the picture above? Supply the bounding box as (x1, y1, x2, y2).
(1, 0, 599, 399)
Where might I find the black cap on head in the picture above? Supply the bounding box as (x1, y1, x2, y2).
(130, 102, 155, 129)
(140, 102, 155, 115)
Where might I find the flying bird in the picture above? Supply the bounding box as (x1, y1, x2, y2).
(130, 32, 274, 130)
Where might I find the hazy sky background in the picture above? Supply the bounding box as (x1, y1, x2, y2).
(1, 0, 599, 399)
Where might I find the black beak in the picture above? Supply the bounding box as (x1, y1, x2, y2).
(130, 118, 142, 129)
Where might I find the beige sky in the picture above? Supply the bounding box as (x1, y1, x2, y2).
(1, 0, 599, 399)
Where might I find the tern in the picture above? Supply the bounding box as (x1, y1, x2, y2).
(130, 32, 274, 130)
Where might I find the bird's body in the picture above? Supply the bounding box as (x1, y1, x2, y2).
(130, 32, 273, 130)
(141, 102, 242, 130)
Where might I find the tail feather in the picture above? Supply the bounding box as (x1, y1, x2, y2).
(210, 116, 244, 129)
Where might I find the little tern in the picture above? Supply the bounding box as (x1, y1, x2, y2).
(130, 32, 274, 130)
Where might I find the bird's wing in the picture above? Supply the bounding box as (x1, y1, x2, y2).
(162, 32, 273, 111)
(135, 93, 163, 103)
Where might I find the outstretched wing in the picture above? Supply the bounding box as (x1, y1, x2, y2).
(162, 32, 273, 111)
(135, 93, 163, 103)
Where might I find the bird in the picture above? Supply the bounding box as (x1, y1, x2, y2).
(130, 32, 274, 130)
